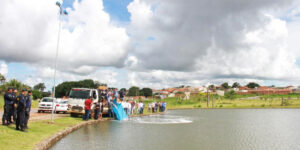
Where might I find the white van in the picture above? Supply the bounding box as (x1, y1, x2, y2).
(38, 97, 56, 113)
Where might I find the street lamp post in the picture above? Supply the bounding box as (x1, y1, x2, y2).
(51, 1, 68, 122)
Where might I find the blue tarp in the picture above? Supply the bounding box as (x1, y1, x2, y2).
(112, 99, 128, 120)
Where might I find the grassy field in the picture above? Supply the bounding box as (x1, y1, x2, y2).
(144, 96, 300, 109)
(0, 95, 39, 110)
(0, 117, 82, 150)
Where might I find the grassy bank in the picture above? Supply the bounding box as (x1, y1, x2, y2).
(0, 95, 39, 110)
(0, 117, 82, 150)
(143, 97, 300, 109)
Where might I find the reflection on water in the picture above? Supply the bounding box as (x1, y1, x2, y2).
(51, 109, 300, 150)
(129, 114, 193, 124)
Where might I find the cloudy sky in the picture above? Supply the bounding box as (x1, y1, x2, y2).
(0, 0, 300, 90)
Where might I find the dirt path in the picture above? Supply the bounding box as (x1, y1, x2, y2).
(0, 108, 69, 124)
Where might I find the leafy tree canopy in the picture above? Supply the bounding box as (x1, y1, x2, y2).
(128, 86, 140, 96)
(246, 82, 260, 89)
(232, 82, 241, 88)
(34, 83, 46, 92)
(224, 90, 237, 100)
(55, 79, 100, 98)
(141, 88, 153, 97)
(221, 82, 230, 89)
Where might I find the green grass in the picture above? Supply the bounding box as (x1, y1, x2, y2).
(0, 95, 39, 110)
(0, 117, 83, 150)
(144, 96, 300, 109)
(0, 96, 3, 110)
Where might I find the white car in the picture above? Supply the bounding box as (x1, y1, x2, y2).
(55, 100, 69, 114)
(38, 97, 56, 113)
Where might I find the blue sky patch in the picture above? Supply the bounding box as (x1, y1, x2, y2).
(102, 0, 133, 22)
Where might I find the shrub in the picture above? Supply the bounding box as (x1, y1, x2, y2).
(198, 105, 201, 108)
(261, 104, 265, 107)
(32, 90, 43, 100)
(283, 101, 290, 106)
(219, 105, 223, 108)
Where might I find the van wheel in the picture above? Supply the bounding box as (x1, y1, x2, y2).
(56, 111, 59, 114)
(38, 110, 41, 113)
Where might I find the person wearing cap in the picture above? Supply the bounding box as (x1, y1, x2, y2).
(16, 89, 27, 132)
(2, 88, 14, 125)
(24, 90, 32, 129)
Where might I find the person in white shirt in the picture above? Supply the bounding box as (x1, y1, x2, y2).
(127, 101, 131, 115)
(122, 101, 128, 115)
(138, 101, 144, 114)
(148, 103, 151, 112)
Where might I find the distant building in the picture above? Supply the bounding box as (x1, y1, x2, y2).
(216, 90, 225, 96)
(237, 86, 292, 95)
(293, 88, 300, 94)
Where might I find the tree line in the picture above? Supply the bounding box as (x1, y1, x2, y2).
(0, 76, 50, 100)
(209, 82, 260, 90)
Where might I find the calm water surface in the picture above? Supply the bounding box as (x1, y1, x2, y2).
(51, 109, 300, 150)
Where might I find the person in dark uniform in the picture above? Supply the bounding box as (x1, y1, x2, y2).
(16, 89, 27, 132)
(2, 88, 14, 125)
(25, 90, 32, 129)
(12, 88, 18, 123)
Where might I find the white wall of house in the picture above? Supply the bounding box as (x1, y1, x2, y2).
(216, 90, 225, 96)
(168, 93, 175, 97)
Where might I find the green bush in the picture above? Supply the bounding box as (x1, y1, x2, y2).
(261, 104, 265, 107)
(32, 90, 43, 100)
(219, 105, 223, 108)
(283, 101, 290, 106)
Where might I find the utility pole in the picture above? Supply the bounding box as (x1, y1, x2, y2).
(51, 1, 68, 122)
(212, 94, 214, 108)
(207, 87, 209, 108)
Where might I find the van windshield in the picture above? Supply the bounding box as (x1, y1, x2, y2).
(69, 89, 90, 99)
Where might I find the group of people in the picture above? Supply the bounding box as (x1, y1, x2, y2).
(2, 88, 32, 132)
(148, 101, 167, 113)
(82, 88, 166, 121)
(121, 100, 145, 115)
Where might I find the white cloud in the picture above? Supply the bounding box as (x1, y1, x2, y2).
(0, 0, 129, 75)
(28, 66, 119, 90)
(1, 0, 300, 89)
(125, 0, 300, 88)
(0, 62, 8, 75)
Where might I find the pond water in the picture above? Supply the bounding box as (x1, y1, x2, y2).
(51, 109, 300, 150)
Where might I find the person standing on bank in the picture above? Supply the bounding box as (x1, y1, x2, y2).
(16, 89, 27, 132)
(12, 88, 18, 123)
(25, 90, 32, 129)
(83, 96, 92, 121)
(2, 88, 14, 125)
(93, 100, 99, 120)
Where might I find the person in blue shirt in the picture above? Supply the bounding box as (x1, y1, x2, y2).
(114, 88, 119, 99)
(12, 88, 18, 123)
(16, 89, 27, 132)
(2, 87, 14, 125)
(24, 90, 32, 129)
